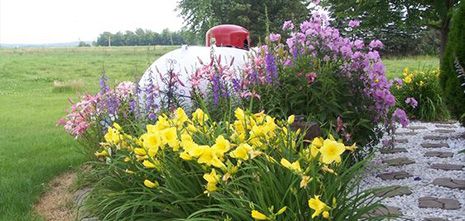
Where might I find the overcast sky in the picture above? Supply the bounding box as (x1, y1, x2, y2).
(0, 0, 184, 44)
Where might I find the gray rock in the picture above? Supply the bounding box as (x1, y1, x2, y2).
(418, 197, 461, 210)
(380, 148, 408, 154)
(396, 131, 418, 136)
(373, 185, 412, 198)
(436, 124, 456, 128)
(377, 171, 413, 180)
(421, 142, 449, 148)
(366, 205, 402, 217)
(395, 138, 409, 144)
(423, 135, 448, 141)
(433, 129, 455, 134)
(431, 163, 464, 171)
(424, 151, 454, 158)
(433, 178, 465, 190)
(424, 218, 448, 221)
(409, 126, 428, 130)
(382, 157, 415, 167)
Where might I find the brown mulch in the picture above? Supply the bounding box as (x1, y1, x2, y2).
(34, 171, 77, 221)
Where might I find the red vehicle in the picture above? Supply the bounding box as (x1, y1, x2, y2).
(205, 24, 250, 50)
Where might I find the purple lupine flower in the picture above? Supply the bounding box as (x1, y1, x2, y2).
(269, 33, 281, 42)
(405, 97, 418, 108)
(392, 108, 409, 127)
(212, 73, 221, 106)
(265, 52, 278, 83)
(282, 20, 294, 31)
(348, 20, 361, 28)
(99, 73, 110, 95)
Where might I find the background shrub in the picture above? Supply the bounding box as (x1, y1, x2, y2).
(440, 2, 465, 125)
(392, 68, 450, 121)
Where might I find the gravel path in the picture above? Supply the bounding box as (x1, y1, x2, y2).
(361, 121, 465, 221)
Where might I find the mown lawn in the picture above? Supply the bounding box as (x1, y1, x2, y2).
(0, 46, 175, 220)
(0, 46, 438, 220)
(384, 55, 439, 79)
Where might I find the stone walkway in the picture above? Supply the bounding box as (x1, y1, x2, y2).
(361, 122, 465, 220)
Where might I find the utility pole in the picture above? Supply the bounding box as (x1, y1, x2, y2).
(108, 35, 111, 47)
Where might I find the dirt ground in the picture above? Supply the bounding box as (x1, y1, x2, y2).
(34, 171, 77, 221)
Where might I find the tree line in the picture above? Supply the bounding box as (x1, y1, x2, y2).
(94, 28, 195, 47)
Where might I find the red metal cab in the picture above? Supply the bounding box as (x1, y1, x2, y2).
(206, 24, 250, 50)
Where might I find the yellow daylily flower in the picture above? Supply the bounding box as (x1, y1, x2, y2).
(142, 160, 156, 169)
(203, 169, 220, 192)
(251, 210, 268, 220)
(280, 158, 302, 173)
(276, 206, 287, 215)
(95, 149, 108, 158)
(287, 115, 295, 124)
(133, 148, 147, 156)
(212, 135, 230, 155)
(308, 195, 330, 218)
(144, 179, 159, 188)
(319, 139, 346, 164)
(142, 133, 161, 153)
(312, 137, 324, 148)
(192, 108, 209, 124)
(230, 143, 252, 160)
(175, 107, 189, 125)
(300, 175, 313, 188)
(161, 127, 179, 150)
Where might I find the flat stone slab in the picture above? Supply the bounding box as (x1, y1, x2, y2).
(433, 178, 465, 190)
(395, 138, 409, 144)
(396, 131, 418, 136)
(380, 148, 407, 154)
(421, 142, 449, 148)
(378, 171, 413, 180)
(424, 218, 448, 221)
(433, 129, 456, 134)
(431, 163, 464, 171)
(364, 205, 402, 218)
(373, 185, 412, 198)
(436, 124, 456, 128)
(383, 157, 415, 166)
(423, 135, 449, 141)
(409, 126, 428, 130)
(424, 151, 454, 158)
(418, 197, 461, 210)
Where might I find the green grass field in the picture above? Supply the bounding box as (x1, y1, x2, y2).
(0, 46, 175, 220)
(384, 55, 439, 78)
(0, 46, 439, 220)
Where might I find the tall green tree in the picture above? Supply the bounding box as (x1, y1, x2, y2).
(322, 0, 459, 57)
(176, 0, 312, 45)
(440, 2, 465, 124)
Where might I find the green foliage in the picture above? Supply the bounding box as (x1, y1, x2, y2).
(322, 0, 459, 56)
(176, 0, 311, 44)
(83, 110, 383, 220)
(440, 3, 465, 126)
(392, 68, 450, 121)
(440, 2, 465, 125)
(96, 28, 193, 46)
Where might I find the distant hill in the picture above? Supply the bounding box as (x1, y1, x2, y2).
(0, 41, 92, 48)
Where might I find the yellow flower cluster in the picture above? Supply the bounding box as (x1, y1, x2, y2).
(99, 107, 289, 194)
(402, 67, 439, 86)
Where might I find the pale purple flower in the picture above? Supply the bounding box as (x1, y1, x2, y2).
(369, 40, 384, 49)
(405, 97, 418, 108)
(306, 72, 317, 84)
(282, 20, 294, 31)
(392, 108, 409, 127)
(348, 20, 361, 28)
(269, 33, 281, 42)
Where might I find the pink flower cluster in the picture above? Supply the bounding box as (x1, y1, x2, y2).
(58, 94, 100, 138)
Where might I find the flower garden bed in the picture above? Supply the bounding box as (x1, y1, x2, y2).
(57, 12, 463, 221)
